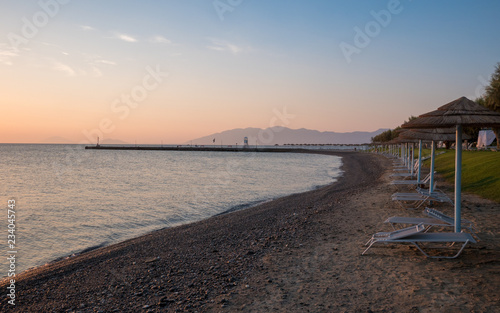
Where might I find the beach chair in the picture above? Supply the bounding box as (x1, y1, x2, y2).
(391, 161, 419, 177)
(391, 172, 417, 178)
(424, 208, 479, 239)
(390, 172, 432, 186)
(392, 183, 440, 198)
(384, 208, 479, 240)
(384, 216, 446, 231)
(391, 185, 453, 210)
(362, 224, 477, 258)
(364, 223, 425, 248)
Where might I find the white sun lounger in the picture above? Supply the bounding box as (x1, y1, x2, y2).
(364, 224, 425, 247)
(424, 208, 479, 239)
(384, 216, 445, 230)
(391, 161, 419, 177)
(390, 171, 417, 178)
(384, 208, 479, 240)
(391, 186, 453, 210)
(363, 224, 476, 258)
(390, 172, 432, 186)
(392, 184, 437, 197)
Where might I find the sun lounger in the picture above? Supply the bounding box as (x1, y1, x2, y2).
(423, 208, 479, 239)
(391, 170, 418, 178)
(363, 224, 476, 258)
(384, 216, 445, 230)
(392, 183, 436, 195)
(391, 160, 419, 177)
(384, 208, 479, 240)
(364, 223, 425, 247)
(391, 185, 453, 209)
(392, 187, 450, 200)
(390, 172, 432, 186)
(391, 193, 452, 210)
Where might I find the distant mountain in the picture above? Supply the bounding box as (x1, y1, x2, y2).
(189, 127, 388, 145)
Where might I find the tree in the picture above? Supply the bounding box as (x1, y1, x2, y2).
(370, 116, 416, 143)
(483, 62, 500, 148)
(463, 97, 486, 141)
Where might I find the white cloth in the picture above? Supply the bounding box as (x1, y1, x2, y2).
(477, 130, 496, 148)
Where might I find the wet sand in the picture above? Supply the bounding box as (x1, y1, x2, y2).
(1, 152, 498, 312)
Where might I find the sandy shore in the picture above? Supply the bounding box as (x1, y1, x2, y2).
(1, 152, 498, 312)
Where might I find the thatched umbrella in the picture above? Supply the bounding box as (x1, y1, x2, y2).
(400, 128, 471, 142)
(402, 96, 500, 232)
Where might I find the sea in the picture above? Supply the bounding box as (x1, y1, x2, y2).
(0, 144, 343, 276)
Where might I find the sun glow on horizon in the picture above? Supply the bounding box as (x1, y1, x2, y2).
(1, 1, 499, 144)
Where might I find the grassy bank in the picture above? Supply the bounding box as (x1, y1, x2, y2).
(423, 150, 500, 202)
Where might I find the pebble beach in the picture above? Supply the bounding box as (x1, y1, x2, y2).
(2, 152, 498, 312)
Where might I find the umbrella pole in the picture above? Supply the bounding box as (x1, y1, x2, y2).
(407, 143, 410, 169)
(417, 140, 422, 184)
(429, 141, 435, 194)
(405, 143, 409, 168)
(410, 143, 414, 177)
(455, 125, 463, 232)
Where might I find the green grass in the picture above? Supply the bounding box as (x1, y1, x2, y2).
(422, 150, 500, 202)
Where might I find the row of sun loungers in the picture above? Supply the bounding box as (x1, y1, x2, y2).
(362, 154, 478, 258)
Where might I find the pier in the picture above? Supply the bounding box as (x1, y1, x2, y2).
(84, 145, 364, 153)
(86, 145, 307, 153)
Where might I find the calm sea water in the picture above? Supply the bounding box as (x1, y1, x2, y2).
(0, 144, 342, 276)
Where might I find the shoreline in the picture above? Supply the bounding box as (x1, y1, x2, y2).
(2, 152, 498, 312)
(4, 150, 348, 276)
(2, 151, 361, 310)
(4, 151, 343, 279)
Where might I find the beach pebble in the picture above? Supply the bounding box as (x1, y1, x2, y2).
(145, 256, 160, 263)
(158, 297, 175, 307)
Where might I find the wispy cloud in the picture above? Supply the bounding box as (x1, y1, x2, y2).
(149, 35, 172, 44)
(95, 59, 116, 66)
(115, 33, 137, 43)
(80, 25, 96, 31)
(84, 55, 117, 76)
(0, 44, 19, 65)
(206, 38, 244, 55)
(52, 61, 76, 76)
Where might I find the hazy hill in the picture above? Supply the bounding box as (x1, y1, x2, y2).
(189, 127, 388, 145)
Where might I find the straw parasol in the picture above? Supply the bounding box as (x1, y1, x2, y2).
(402, 96, 500, 232)
(399, 128, 471, 142)
(403, 97, 500, 128)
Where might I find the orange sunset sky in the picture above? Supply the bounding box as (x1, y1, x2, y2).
(1, 1, 499, 144)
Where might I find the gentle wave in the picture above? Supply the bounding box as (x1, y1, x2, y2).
(0, 144, 342, 275)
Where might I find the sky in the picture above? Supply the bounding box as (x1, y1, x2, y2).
(1, 0, 499, 144)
